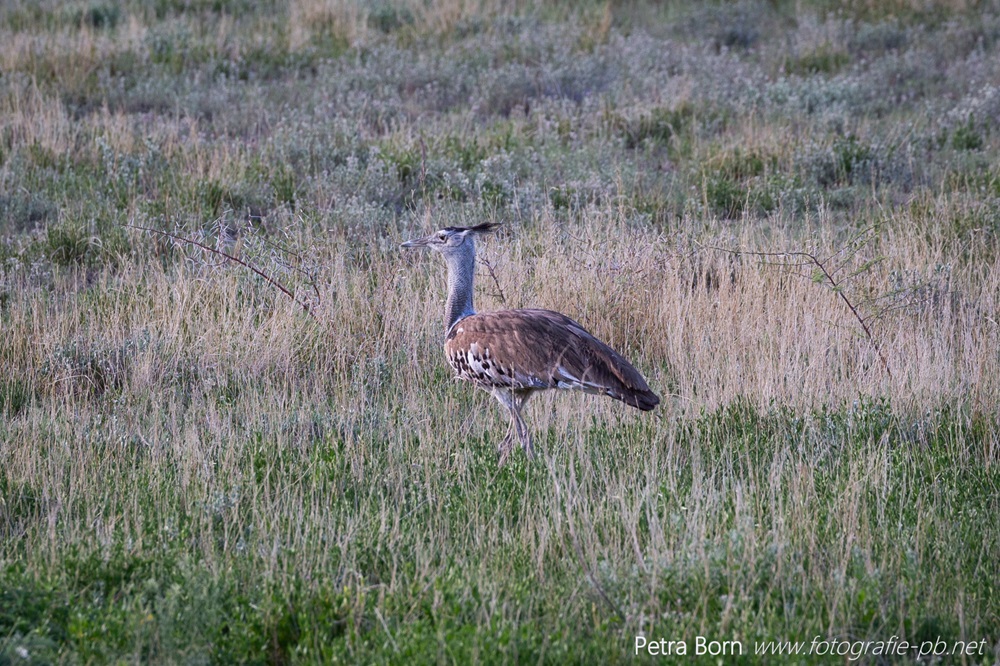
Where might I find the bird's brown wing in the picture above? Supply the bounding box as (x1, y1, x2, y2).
(445, 309, 660, 410)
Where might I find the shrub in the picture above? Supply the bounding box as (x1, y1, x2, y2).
(47, 224, 94, 266)
(952, 118, 984, 151)
(785, 47, 851, 76)
(0, 379, 32, 418)
(616, 104, 698, 152)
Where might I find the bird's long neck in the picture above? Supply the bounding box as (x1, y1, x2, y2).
(444, 242, 476, 334)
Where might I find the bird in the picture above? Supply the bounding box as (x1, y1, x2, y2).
(401, 222, 660, 465)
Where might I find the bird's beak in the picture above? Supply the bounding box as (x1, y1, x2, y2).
(401, 235, 432, 249)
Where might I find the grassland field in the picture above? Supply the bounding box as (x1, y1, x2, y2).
(1, 0, 999, 663)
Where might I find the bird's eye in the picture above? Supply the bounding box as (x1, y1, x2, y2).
(437, 233, 447, 240)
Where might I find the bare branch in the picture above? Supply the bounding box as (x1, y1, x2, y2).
(478, 252, 508, 307)
(126, 222, 320, 322)
(696, 239, 892, 379)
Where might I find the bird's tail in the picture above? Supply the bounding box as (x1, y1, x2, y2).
(614, 388, 660, 411)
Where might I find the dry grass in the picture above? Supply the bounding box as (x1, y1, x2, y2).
(3, 202, 998, 659)
(1, 0, 998, 662)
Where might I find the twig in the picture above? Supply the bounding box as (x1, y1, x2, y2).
(697, 240, 893, 379)
(126, 223, 319, 322)
(478, 252, 508, 307)
(373, 608, 399, 654)
(418, 136, 427, 193)
(252, 224, 323, 308)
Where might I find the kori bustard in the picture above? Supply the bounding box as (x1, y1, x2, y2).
(402, 223, 659, 464)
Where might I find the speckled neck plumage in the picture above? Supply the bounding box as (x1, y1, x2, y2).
(443, 239, 476, 335)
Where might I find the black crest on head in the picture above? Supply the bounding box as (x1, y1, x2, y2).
(442, 222, 501, 234)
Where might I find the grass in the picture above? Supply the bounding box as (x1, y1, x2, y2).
(1, 0, 999, 663)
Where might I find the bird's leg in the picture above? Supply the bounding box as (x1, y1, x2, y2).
(514, 412, 533, 459)
(498, 416, 516, 466)
(492, 389, 519, 466)
(513, 391, 534, 459)
(493, 389, 535, 464)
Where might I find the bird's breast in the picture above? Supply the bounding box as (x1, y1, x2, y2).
(445, 338, 522, 388)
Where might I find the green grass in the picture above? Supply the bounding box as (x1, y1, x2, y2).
(2, 400, 994, 664)
(1, 0, 999, 663)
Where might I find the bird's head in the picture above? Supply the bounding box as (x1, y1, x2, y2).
(401, 222, 499, 256)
